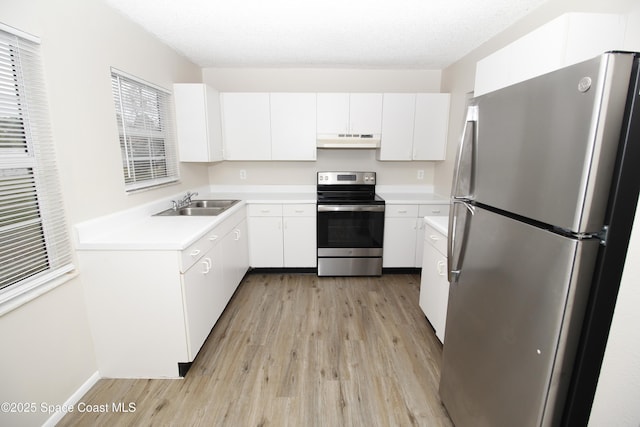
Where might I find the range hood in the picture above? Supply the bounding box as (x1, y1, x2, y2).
(317, 134, 381, 149)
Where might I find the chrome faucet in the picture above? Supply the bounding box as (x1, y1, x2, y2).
(171, 191, 199, 210)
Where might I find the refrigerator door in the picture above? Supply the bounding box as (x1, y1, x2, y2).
(440, 207, 600, 427)
(472, 53, 634, 233)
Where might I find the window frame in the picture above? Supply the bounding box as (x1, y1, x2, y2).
(0, 23, 74, 313)
(110, 68, 179, 193)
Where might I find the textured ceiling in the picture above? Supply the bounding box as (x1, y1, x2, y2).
(104, 0, 549, 69)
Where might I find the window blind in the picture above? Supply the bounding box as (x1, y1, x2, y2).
(0, 26, 73, 298)
(110, 70, 179, 192)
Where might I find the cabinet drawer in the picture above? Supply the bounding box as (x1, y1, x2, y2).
(423, 222, 447, 256)
(248, 204, 283, 217)
(180, 229, 220, 273)
(419, 204, 450, 217)
(385, 204, 419, 217)
(283, 204, 315, 217)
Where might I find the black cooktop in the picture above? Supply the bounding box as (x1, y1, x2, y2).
(316, 188, 385, 205)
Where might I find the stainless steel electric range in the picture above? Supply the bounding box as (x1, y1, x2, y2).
(316, 171, 385, 276)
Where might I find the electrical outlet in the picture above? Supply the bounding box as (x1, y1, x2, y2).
(417, 169, 424, 180)
(240, 169, 247, 180)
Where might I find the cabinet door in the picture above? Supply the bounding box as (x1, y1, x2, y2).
(174, 84, 223, 162)
(349, 93, 383, 134)
(413, 93, 450, 160)
(419, 242, 449, 343)
(383, 217, 418, 268)
(204, 85, 224, 162)
(221, 93, 271, 160)
(317, 93, 349, 134)
(271, 93, 317, 160)
(415, 218, 426, 268)
(182, 246, 222, 360)
(222, 219, 249, 300)
(248, 216, 284, 267)
(283, 216, 316, 267)
(230, 219, 249, 286)
(379, 93, 416, 160)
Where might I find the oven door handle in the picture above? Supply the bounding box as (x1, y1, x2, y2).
(317, 205, 385, 212)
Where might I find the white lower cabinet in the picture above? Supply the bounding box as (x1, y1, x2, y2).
(248, 210, 284, 268)
(283, 205, 317, 267)
(383, 203, 449, 268)
(222, 218, 250, 290)
(182, 243, 223, 360)
(79, 208, 249, 378)
(248, 203, 316, 268)
(383, 205, 420, 268)
(419, 221, 449, 343)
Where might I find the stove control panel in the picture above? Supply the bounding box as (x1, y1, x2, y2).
(317, 171, 376, 185)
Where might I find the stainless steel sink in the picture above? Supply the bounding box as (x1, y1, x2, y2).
(190, 199, 239, 208)
(154, 199, 240, 216)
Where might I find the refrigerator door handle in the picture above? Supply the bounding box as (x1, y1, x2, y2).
(448, 200, 474, 283)
(451, 105, 479, 201)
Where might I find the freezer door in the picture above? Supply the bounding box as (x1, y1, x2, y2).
(439, 207, 600, 427)
(473, 53, 634, 233)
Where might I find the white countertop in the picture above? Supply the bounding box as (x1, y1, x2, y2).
(424, 215, 449, 236)
(376, 186, 448, 204)
(74, 185, 447, 251)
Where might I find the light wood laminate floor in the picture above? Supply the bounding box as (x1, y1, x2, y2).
(59, 273, 453, 426)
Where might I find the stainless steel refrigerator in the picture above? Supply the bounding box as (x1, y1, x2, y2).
(440, 52, 640, 427)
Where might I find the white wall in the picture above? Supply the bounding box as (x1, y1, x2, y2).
(0, 0, 204, 426)
(203, 68, 443, 187)
(440, 1, 640, 425)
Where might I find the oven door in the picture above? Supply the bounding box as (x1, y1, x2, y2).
(317, 204, 385, 255)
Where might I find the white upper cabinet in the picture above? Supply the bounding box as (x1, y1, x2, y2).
(379, 93, 416, 160)
(349, 93, 383, 135)
(221, 92, 317, 161)
(221, 92, 271, 160)
(270, 93, 317, 161)
(173, 84, 224, 162)
(317, 93, 383, 135)
(317, 93, 350, 134)
(378, 93, 450, 161)
(413, 93, 450, 161)
(474, 13, 627, 96)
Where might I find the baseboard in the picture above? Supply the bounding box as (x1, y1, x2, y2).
(382, 267, 421, 274)
(248, 267, 318, 274)
(42, 371, 100, 427)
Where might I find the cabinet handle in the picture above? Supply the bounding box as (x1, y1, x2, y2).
(260, 209, 271, 214)
(234, 229, 241, 240)
(209, 235, 218, 241)
(190, 249, 201, 258)
(437, 260, 446, 276)
(202, 258, 211, 274)
(429, 235, 440, 242)
(294, 209, 304, 214)
(432, 209, 441, 214)
(398, 210, 408, 214)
